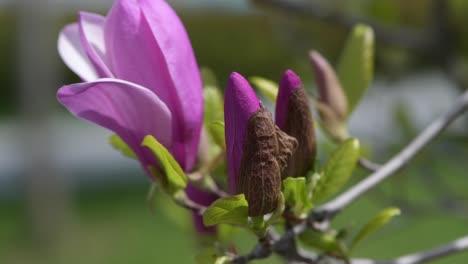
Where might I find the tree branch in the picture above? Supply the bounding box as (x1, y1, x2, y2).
(251, 0, 437, 51)
(352, 235, 468, 264)
(314, 90, 468, 219)
(358, 157, 381, 172)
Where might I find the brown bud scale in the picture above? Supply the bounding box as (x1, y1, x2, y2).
(282, 87, 317, 177)
(238, 107, 297, 216)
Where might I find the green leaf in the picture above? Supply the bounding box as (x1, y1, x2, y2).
(204, 85, 224, 124)
(142, 135, 188, 194)
(195, 247, 219, 264)
(337, 24, 374, 115)
(266, 192, 285, 225)
(299, 230, 348, 257)
(350, 207, 401, 251)
(201, 67, 219, 87)
(203, 194, 249, 227)
(214, 256, 231, 264)
(208, 121, 226, 151)
(283, 177, 313, 216)
(312, 138, 360, 203)
(249, 76, 278, 102)
(108, 134, 137, 159)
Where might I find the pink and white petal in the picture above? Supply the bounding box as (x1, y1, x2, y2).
(104, 0, 203, 171)
(58, 23, 99, 82)
(78, 12, 113, 78)
(57, 78, 172, 170)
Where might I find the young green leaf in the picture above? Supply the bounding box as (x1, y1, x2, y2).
(249, 76, 278, 102)
(108, 134, 137, 159)
(266, 192, 285, 226)
(203, 194, 249, 227)
(299, 229, 348, 257)
(312, 138, 360, 203)
(350, 207, 401, 251)
(201, 67, 219, 87)
(204, 85, 224, 125)
(214, 256, 231, 264)
(142, 135, 188, 194)
(209, 121, 226, 151)
(195, 247, 219, 264)
(337, 24, 375, 115)
(283, 177, 313, 216)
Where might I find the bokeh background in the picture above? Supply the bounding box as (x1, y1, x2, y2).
(1, 0, 468, 263)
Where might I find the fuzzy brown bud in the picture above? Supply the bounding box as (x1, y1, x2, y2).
(281, 87, 317, 177)
(237, 107, 297, 216)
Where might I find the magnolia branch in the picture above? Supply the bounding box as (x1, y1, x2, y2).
(358, 157, 381, 172)
(353, 235, 468, 264)
(314, 90, 468, 219)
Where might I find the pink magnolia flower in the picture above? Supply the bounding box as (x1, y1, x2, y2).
(57, 0, 203, 173)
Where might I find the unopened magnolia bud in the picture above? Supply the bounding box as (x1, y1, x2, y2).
(276, 70, 317, 177)
(309, 51, 348, 121)
(238, 107, 297, 216)
(316, 102, 349, 142)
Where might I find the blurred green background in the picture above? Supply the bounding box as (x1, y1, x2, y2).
(1, 0, 467, 263)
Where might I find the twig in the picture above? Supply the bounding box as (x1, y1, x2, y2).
(358, 157, 381, 172)
(251, 0, 437, 51)
(188, 151, 229, 197)
(233, 237, 273, 264)
(352, 235, 468, 264)
(314, 90, 468, 219)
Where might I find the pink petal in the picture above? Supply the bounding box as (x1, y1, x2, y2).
(78, 12, 113, 78)
(104, 0, 203, 171)
(224, 72, 261, 193)
(58, 23, 99, 82)
(275, 70, 303, 129)
(57, 78, 172, 171)
(186, 184, 218, 234)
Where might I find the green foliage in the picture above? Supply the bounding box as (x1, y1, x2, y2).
(203, 85, 224, 125)
(266, 192, 285, 225)
(203, 194, 249, 227)
(209, 121, 226, 151)
(201, 67, 220, 87)
(337, 24, 375, 115)
(312, 138, 360, 203)
(108, 134, 137, 159)
(214, 256, 231, 264)
(195, 247, 219, 264)
(249, 76, 278, 102)
(142, 135, 188, 195)
(299, 229, 348, 257)
(282, 177, 313, 217)
(350, 207, 401, 251)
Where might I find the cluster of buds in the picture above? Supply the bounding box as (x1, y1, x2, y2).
(225, 71, 317, 216)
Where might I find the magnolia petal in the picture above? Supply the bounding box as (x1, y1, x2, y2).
(57, 78, 172, 170)
(186, 184, 218, 234)
(104, 0, 203, 170)
(224, 72, 261, 194)
(78, 12, 113, 78)
(58, 23, 99, 81)
(275, 69, 303, 129)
